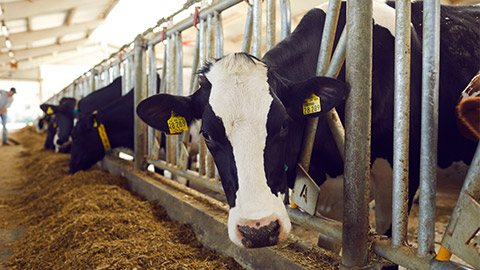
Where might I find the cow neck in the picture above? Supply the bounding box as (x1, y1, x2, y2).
(92, 117, 112, 153)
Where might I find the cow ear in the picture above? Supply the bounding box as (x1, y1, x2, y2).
(136, 87, 209, 133)
(40, 104, 58, 114)
(285, 76, 348, 117)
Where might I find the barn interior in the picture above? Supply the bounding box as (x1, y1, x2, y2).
(0, 0, 479, 269)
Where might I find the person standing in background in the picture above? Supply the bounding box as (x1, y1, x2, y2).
(0, 87, 16, 145)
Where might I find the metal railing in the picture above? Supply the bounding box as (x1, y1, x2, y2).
(42, 0, 479, 269)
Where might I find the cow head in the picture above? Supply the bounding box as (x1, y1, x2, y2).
(69, 113, 105, 173)
(40, 97, 76, 152)
(137, 53, 347, 248)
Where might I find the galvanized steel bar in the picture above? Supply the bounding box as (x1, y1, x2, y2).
(147, 159, 224, 193)
(287, 207, 342, 241)
(299, 0, 342, 171)
(160, 46, 168, 94)
(198, 18, 207, 176)
(148, 0, 242, 46)
(325, 29, 347, 161)
(242, 4, 253, 53)
(266, 0, 276, 51)
(190, 30, 201, 95)
(418, 0, 440, 257)
(251, 0, 262, 57)
(443, 143, 480, 246)
(279, 0, 291, 40)
(343, 0, 372, 267)
(165, 37, 172, 165)
(392, 0, 411, 247)
(148, 44, 157, 159)
(168, 35, 177, 166)
(133, 34, 147, 171)
(215, 11, 224, 58)
(207, 14, 215, 59)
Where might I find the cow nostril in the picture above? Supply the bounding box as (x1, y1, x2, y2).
(238, 220, 280, 248)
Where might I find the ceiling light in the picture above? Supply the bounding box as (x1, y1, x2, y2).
(5, 39, 11, 48)
(8, 51, 14, 57)
(1, 25, 8, 37)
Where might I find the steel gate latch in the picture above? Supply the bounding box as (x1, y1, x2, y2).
(291, 164, 320, 216)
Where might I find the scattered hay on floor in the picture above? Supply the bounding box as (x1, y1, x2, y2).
(2, 127, 242, 269)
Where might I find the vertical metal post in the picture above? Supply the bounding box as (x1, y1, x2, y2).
(134, 34, 147, 171)
(190, 30, 201, 95)
(266, 0, 275, 50)
(242, 4, 253, 53)
(342, 0, 372, 268)
(168, 35, 177, 166)
(299, 0, 341, 171)
(199, 18, 207, 176)
(279, 0, 291, 40)
(215, 12, 224, 58)
(147, 44, 157, 159)
(251, 0, 262, 58)
(176, 32, 184, 167)
(207, 14, 215, 59)
(418, 0, 440, 257)
(392, 0, 411, 247)
(325, 28, 347, 161)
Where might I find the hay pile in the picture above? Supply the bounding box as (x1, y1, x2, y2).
(1, 127, 242, 269)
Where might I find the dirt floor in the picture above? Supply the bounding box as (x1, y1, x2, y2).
(0, 127, 243, 269)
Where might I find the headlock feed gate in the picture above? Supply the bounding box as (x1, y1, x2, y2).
(45, 0, 480, 269)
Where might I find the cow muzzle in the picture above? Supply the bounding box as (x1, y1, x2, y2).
(237, 219, 281, 248)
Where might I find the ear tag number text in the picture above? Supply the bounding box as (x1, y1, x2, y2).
(167, 111, 188, 135)
(303, 93, 321, 115)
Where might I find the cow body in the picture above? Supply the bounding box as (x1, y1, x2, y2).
(77, 76, 123, 114)
(70, 90, 134, 173)
(137, 1, 479, 248)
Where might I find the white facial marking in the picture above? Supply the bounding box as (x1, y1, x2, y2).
(318, 0, 397, 37)
(206, 54, 291, 246)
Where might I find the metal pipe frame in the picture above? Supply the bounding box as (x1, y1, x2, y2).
(266, 0, 276, 51)
(168, 35, 177, 166)
(251, 0, 262, 58)
(392, 0, 411, 248)
(279, 0, 291, 40)
(215, 11, 224, 59)
(418, 0, 440, 257)
(148, 0, 242, 47)
(147, 44, 157, 159)
(242, 3, 253, 53)
(325, 28, 347, 161)
(343, 0, 372, 267)
(189, 30, 201, 95)
(299, 0, 342, 172)
(148, 159, 224, 194)
(133, 34, 147, 171)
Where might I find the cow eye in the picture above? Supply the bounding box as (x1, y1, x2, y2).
(201, 130, 211, 142)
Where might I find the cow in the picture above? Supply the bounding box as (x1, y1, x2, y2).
(457, 70, 480, 141)
(136, 1, 479, 248)
(70, 90, 134, 173)
(40, 97, 76, 153)
(76, 76, 123, 115)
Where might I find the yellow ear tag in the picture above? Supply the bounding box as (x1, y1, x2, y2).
(167, 111, 188, 135)
(46, 106, 54, 115)
(303, 93, 321, 115)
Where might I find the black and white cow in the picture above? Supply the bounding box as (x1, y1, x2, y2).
(77, 76, 123, 115)
(137, 1, 479, 248)
(70, 90, 134, 173)
(40, 97, 77, 153)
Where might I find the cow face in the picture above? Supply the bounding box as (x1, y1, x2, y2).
(40, 97, 76, 152)
(69, 113, 105, 173)
(137, 53, 347, 248)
